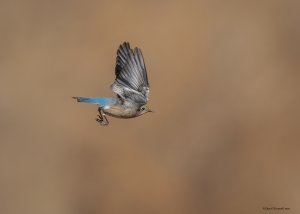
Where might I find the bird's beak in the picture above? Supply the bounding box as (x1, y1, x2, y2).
(149, 109, 155, 113)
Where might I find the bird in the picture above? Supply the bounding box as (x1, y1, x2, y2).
(72, 42, 153, 126)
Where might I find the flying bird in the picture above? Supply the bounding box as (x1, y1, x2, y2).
(73, 42, 153, 126)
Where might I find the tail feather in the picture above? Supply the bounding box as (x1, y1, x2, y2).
(72, 96, 95, 103)
(72, 96, 116, 107)
(72, 96, 82, 102)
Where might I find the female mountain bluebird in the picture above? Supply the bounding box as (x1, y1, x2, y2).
(73, 42, 153, 126)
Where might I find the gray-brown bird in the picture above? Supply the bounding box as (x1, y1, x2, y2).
(73, 42, 153, 126)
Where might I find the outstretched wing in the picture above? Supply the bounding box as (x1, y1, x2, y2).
(111, 42, 149, 105)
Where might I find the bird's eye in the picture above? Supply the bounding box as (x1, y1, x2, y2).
(141, 107, 145, 111)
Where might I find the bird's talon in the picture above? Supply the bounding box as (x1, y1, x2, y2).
(96, 119, 108, 126)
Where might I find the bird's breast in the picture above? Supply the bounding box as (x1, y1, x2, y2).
(103, 105, 138, 118)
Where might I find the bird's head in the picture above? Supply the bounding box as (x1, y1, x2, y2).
(137, 105, 154, 116)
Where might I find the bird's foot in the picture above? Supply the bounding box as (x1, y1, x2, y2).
(96, 114, 109, 126)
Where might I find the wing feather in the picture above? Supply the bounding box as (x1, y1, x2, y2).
(111, 42, 149, 105)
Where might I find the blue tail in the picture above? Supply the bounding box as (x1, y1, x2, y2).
(72, 97, 116, 107)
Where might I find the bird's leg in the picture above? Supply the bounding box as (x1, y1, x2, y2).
(96, 107, 109, 126)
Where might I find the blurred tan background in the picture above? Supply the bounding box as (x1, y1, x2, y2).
(0, 0, 299, 214)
